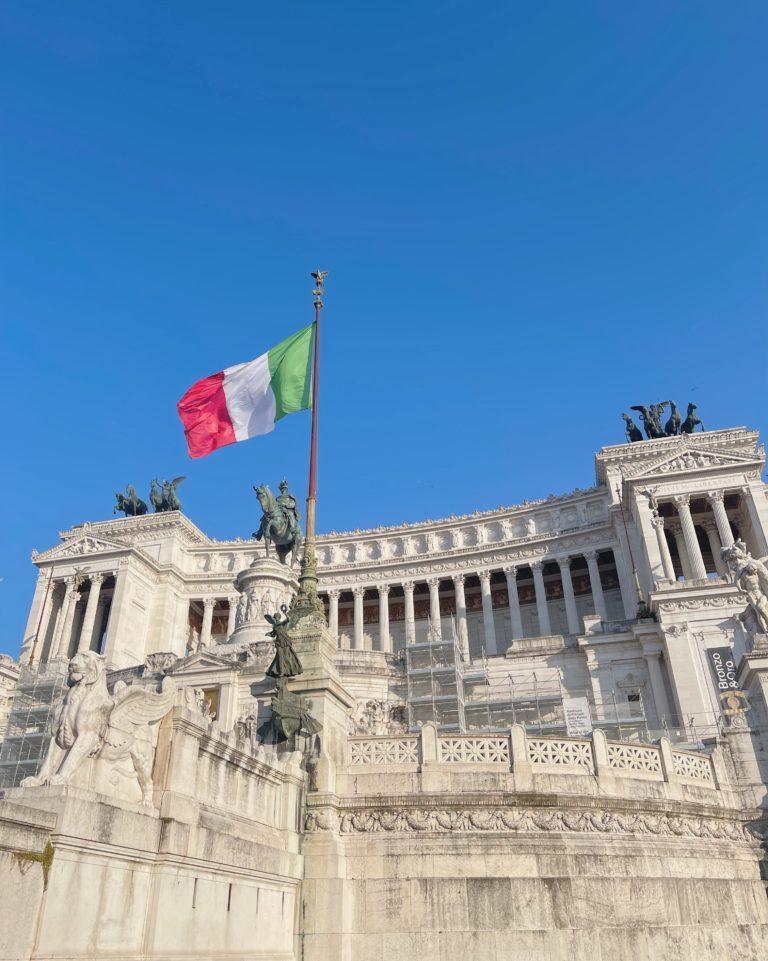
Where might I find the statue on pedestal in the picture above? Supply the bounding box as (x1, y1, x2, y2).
(114, 484, 148, 516)
(264, 605, 303, 679)
(21, 651, 175, 805)
(257, 604, 321, 743)
(253, 479, 303, 565)
(722, 540, 768, 641)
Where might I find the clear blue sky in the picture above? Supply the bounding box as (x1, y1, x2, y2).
(2, 3, 767, 656)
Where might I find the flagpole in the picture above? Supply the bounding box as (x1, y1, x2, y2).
(295, 268, 328, 620)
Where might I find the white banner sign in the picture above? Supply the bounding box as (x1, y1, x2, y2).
(563, 696, 593, 737)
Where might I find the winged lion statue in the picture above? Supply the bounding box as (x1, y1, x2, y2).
(21, 650, 175, 805)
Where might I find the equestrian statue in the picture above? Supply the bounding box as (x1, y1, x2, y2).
(253, 478, 303, 565)
(114, 484, 148, 517)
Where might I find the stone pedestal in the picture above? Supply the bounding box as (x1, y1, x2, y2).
(227, 556, 299, 647)
(284, 612, 354, 795)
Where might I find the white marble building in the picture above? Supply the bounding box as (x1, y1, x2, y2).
(3, 425, 768, 960)
(17, 426, 768, 742)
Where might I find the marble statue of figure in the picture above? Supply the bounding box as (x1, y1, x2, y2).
(114, 484, 148, 517)
(253, 480, 303, 565)
(236, 592, 248, 628)
(525, 518, 536, 536)
(260, 589, 275, 618)
(244, 590, 255, 623)
(21, 651, 175, 805)
(722, 540, 768, 637)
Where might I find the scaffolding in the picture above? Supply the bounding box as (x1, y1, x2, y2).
(0, 660, 68, 789)
(404, 621, 656, 740)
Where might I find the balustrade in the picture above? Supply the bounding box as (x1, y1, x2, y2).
(345, 727, 719, 791)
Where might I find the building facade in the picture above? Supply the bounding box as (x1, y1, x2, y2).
(2, 425, 768, 960)
(16, 426, 768, 743)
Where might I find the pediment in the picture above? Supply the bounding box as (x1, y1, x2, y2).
(34, 533, 131, 562)
(626, 447, 760, 482)
(168, 650, 241, 674)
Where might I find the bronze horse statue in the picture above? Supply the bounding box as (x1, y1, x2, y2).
(253, 484, 302, 565)
(114, 484, 148, 516)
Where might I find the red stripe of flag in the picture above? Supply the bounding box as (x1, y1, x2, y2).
(177, 370, 237, 458)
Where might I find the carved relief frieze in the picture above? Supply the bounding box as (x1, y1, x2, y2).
(304, 804, 757, 843)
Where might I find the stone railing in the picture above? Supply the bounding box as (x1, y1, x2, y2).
(346, 725, 723, 791)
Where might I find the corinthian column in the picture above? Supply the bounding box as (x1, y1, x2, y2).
(226, 596, 238, 637)
(327, 589, 340, 638)
(77, 573, 104, 653)
(452, 574, 468, 658)
(55, 578, 80, 659)
(200, 597, 215, 648)
(427, 578, 441, 636)
(650, 515, 676, 582)
(674, 495, 707, 580)
(707, 490, 734, 549)
(403, 581, 415, 644)
(503, 566, 524, 640)
(353, 587, 365, 649)
(557, 557, 580, 635)
(530, 561, 552, 636)
(377, 585, 391, 653)
(479, 571, 497, 655)
(584, 551, 607, 622)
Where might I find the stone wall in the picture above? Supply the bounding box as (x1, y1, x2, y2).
(0, 708, 304, 961)
(301, 725, 768, 960)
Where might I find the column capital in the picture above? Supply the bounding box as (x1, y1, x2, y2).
(584, 550, 600, 563)
(426, 577, 441, 589)
(530, 559, 545, 572)
(376, 584, 390, 597)
(64, 576, 80, 597)
(402, 580, 415, 593)
(650, 514, 665, 531)
(327, 588, 341, 599)
(674, 493, 692, 509)
(556, 555, 572, 570)
(707, 489, 725, 504)
(90, 572, 105, 587)
(352, 586, 366, 598)
(451, 573, 465, 587)
(502, 564, 518, 577)
(478, 570, 492, 587)
(202, 596, 216, 610)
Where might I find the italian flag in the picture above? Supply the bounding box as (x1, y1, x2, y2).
(177, 324, 314, 458)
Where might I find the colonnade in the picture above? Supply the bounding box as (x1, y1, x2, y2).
(193, 595, 239, 648)
(648, 489, 739, 583)
(32, 572, 114, 664)
(322, 549, 614, 656)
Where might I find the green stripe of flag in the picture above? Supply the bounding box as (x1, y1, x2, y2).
(267, 323, 314, 422)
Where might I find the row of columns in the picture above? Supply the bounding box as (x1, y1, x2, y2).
(326, 549, 610, 656)
(650, 490, 736, 583)
(34, 572, 111, 662)
(196, 596, 238, 648)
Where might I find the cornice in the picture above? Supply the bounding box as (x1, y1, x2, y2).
(595, 428, 762, 485)
(59, 511, 210, 546)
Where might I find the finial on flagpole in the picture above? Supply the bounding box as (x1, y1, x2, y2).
(311, 269, 328, 308)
